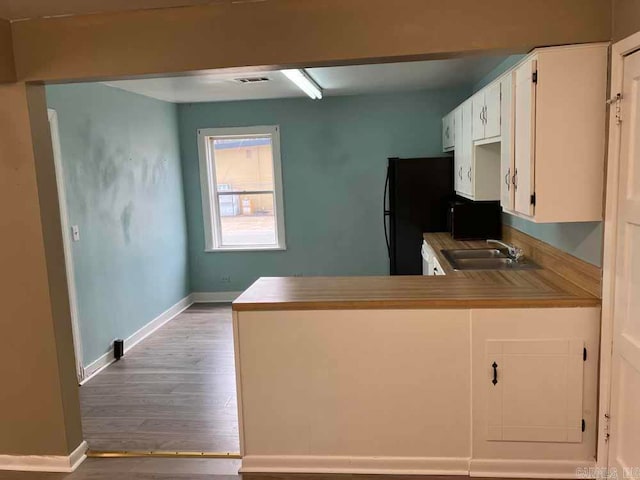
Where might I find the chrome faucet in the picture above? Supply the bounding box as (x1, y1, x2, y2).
(487, 239, 524, 261)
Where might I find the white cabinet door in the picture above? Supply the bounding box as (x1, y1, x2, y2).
(442, 112, 454, 151)
(500, 74, 514, 210)
(472, 92, 486, 141)
(461, 100, 474, 196)
(484, 82, 501, 139)
(486, 338, 585, 443)
(454, 106, 464, 192)
(513, 58, 537, 216)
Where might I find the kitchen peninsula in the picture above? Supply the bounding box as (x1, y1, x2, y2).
(232, 228, 602, 478)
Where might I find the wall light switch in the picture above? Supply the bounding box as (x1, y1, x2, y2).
(71, 225, 80, 242)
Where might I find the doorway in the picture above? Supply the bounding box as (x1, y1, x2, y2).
(47, 91, 241, 455)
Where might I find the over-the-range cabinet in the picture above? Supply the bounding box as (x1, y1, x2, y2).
(444, 43, 608, 223)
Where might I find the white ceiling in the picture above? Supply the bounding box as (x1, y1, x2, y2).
(103, 56, 508, 104)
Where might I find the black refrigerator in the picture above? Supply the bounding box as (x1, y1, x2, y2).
(384, 156, 454, 275)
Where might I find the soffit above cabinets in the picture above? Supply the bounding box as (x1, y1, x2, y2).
(102, 56, 509, 104)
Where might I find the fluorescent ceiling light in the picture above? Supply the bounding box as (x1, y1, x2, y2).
(281, 69, 323, 99)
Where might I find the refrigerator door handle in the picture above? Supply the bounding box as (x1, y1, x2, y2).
(383, 165, 391, 258)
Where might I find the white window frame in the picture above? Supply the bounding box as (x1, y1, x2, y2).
(197, 125, 286, 252)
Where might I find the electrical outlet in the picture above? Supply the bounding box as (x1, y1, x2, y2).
(221, 276, 231, 283)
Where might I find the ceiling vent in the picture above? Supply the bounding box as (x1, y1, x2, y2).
(234, 77, 270, 84)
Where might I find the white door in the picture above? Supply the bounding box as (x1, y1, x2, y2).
(608, 50, 640, 477)
(484, 82, 501, 139)
(472, 92, 486, 141)
(513, 58, 537, 216)
(500, 74, 514, 210)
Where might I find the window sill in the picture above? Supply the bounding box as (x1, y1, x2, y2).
(204, 245, 287, 253)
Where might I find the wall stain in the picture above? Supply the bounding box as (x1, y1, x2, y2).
(120, 202, 134, 244)
(64, 114, 174, 246)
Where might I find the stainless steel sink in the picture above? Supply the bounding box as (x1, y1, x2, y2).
(443, 248, 507, 259)
(441, 248, 540, 271)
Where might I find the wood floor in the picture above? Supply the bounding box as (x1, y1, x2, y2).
(0, 458, 530, 480)
(79, 303, 239, 453)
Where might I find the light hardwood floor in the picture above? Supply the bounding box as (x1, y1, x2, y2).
(0, 458, 547, 480)
(79, 303, 239, 453)
(0, 458, 241, 479)
(0, 458, 530, 480)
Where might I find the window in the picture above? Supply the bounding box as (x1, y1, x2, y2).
(197, 125, 286, 251)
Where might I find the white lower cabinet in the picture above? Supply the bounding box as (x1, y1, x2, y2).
(236, 306, 600, 477)
(470, 308, 601, 476)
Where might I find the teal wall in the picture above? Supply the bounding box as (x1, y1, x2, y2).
(474, 54, 604, 267)
(504, 216, 603, 266)
(46, 83, 189, 366)
(472, 55, 526, 93)
(178, 89, 469, 292)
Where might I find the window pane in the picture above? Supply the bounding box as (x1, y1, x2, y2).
(212, 136, 274, 192)
(218, 193, 276, 246)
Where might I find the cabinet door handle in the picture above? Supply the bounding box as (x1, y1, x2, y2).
(505, 167, 511, 191)
(445, 126, 450, 139)
(492, 362, 498, 385)
(483, 105, 487, 124)
(512, 168, 518, 190)
(467, 166, 472, 180)
(459, 166, 463, 180)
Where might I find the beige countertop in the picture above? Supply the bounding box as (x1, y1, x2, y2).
(232, 232, 600, 311)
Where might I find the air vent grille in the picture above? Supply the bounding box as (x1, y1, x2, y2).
(234, 77, 270, 84)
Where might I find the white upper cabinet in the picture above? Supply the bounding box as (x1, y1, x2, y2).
(513, 58, 536, 217)
(499, 74, 514, 210)
(453, 106, 463, 192)
(460, 100, 473, 197)
(484, 82, 501, 139)
(472, 83, 502, 141)
(456, 98, 500, 201)
(444, 42, 607, 222)
(507, 44, 608, 222)
(442, 111, 454, 151)
(472, 93, 486, 141)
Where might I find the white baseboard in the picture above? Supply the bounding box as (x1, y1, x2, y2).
(81, 295, 193, 384)
(470, 458, 597, 478)
(191, 291, 242, 303)
(240, 455, 470, 475)
(0, 441, 87, 472)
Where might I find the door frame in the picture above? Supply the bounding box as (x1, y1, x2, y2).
(48, 108, 84, 382)
(597, 31, 640, 468)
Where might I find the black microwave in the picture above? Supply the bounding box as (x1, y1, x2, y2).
(447, 198, 502, 240)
